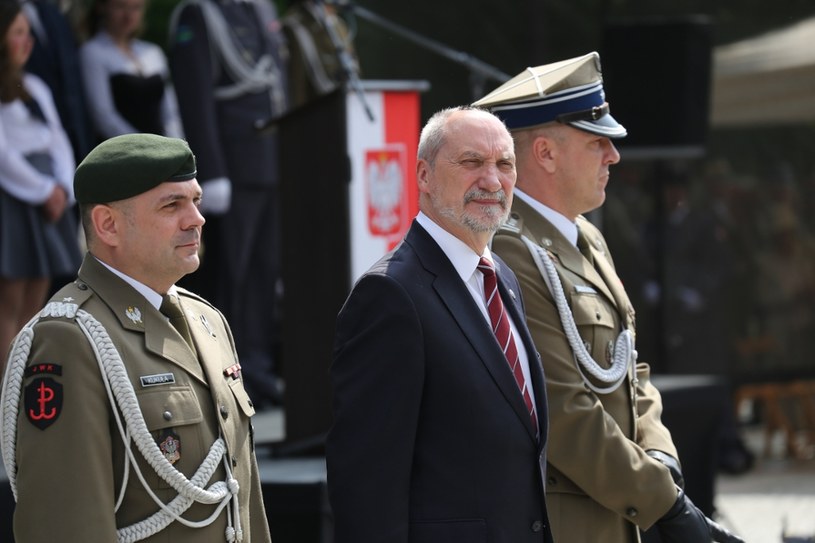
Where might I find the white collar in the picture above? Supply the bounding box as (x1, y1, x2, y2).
(415, 212, 494, 283)
(95, 257, 176, 311)
(514, 189, 579, 247)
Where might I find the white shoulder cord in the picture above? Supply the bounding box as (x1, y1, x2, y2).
(0, 302, 243, 543)
(170, 0, 286, 110)
(519, 236, 634, 394)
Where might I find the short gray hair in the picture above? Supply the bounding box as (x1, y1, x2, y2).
(417, 106, 485, 167)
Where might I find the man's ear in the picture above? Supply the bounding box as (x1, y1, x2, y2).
(416, 159, 432, 195)
(533, 134, 558, 174)
(91, 205, 121, 247)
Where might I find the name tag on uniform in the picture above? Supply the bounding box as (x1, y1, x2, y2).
(140, 373, 176, 387)
(574, 285, 598, 294)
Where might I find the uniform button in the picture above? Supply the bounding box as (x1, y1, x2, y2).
(220, 405, 229, 418)
(596, 312, 602, 320)
(547, 476, 557, 486)
(77, 283, 88, 291)
(531, 521, 544, 532)
(163, 411, 173, 421)
(627, 507, 638, 518)
(232, 458, 238, 467)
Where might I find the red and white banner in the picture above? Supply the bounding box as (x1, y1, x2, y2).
(347, 82, 425, 281)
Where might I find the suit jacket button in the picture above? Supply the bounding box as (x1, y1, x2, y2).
(627, 507, 638, 518)
(531, 521, 544, 532)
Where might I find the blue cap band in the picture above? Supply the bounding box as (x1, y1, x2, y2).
(490, 82, 606, 130)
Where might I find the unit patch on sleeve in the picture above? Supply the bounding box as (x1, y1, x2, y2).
(24, 377, 63, 430)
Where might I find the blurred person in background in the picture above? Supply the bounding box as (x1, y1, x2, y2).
(20, 0, 93, 162)
(168, 0, 288, 406)
(79, 0, 183, 139)
(0, 0, 80, 365)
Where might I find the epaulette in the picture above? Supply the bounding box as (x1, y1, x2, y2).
(497, 212, 524, 237)
(176, 286, 216, 310)
(47, 280, 94, 311)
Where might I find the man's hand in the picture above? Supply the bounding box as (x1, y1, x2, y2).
(657, 489, 745, 543)
(41, 185, 68, 223)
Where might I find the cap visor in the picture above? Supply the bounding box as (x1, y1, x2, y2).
(569, 113, 627, 138)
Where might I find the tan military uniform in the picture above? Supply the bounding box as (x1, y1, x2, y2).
(2, 254, 271, 543)
(492, 197, 679, 543)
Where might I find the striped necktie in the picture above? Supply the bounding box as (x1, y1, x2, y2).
(478, 257, 538, 432)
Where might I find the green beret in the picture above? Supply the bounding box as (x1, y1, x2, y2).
(74, 134, 197, 204)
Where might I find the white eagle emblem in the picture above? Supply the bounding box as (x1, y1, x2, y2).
(367, 150, 404, 235)
(125, 306, 142, 324)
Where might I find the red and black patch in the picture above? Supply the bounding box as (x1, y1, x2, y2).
(24, 377, 63, 430)
(24, 363, 63, 377)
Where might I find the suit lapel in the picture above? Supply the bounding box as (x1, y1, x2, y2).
(406, 224, 540, 442)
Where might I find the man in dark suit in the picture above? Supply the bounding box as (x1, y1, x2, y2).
(327, 106, 554, 543)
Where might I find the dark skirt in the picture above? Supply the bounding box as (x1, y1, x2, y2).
(0, 153, 82, 279)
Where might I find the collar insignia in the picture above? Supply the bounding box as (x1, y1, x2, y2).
(125, 306, 142, 324)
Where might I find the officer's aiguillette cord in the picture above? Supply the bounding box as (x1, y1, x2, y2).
(520, 235, 635, 394)
(0, 302, 243, 543)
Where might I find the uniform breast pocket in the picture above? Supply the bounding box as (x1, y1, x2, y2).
(138, 385, 204, 431)
(137, 385, 205, 489)
(570, 290, 616, 330)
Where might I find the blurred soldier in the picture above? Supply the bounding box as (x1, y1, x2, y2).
(282, 0, 360, 110)
(168, 0, 289, 405)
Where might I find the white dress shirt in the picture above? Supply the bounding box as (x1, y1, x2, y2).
(415, 212, 537, 412)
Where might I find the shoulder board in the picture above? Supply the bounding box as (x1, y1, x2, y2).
(176, 286, 216, 309)
(497, 213, 524, 237)
(49, 280, 94, 308)
(576, 215, 600, 235)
